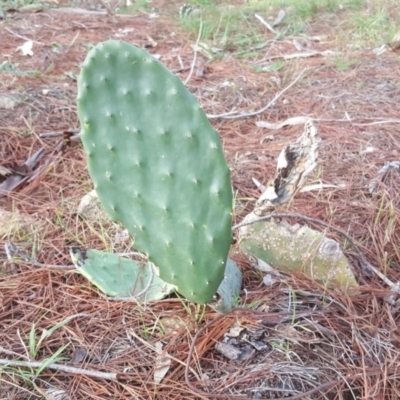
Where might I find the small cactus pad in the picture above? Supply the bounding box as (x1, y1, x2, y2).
(72, 248, 176, 300)
(77, 40, 233, 304)
(239, 219, 358, 290)
(210, 258, 242, 314)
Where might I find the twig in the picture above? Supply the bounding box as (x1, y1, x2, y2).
(0, 314, 117, 379)
(313, 117, 400, 125)
(177, 55, 184, 70)
(5, 27, 44, 45)
(49, 7, 142, 16)
(233, 39, 276, 58)
(5, 243, 74, 270)
(207, 109, 238, 118)
(342, 119, 400, 126)
(184, 18, 203, 86)
(207, 68, 306, 119)
(255, 13, 278, 34)
(172, 66, 191, 74)
(260, 50, 334, 62)
(39, 129, 80, 138)
(0, 358, 119, 381)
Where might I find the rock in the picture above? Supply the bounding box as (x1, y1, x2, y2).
(77, 190, 133, 247)
(77, 190, 109, 224)
(239, 217, 358, 291)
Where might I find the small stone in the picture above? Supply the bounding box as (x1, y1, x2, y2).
(215, 342, 241, 360)
(77, 190, 109, 224)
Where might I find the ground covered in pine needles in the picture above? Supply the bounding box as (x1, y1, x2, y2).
(1, 1, 400, 399)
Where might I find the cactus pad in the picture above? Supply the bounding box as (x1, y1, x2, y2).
(71, 248, 176, 300)
(77, 40, 233, 304)
(210, 258, 242, 314)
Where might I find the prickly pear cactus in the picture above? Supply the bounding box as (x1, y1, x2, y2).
(71, 248, 176, 300)
(77, 40, 233, 304)
(239, 219, 358, 290)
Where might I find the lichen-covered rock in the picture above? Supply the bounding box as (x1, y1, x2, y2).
(77, 189, 108, 224)
(77, 190, 132, 248)
(239, 218, 358, 290)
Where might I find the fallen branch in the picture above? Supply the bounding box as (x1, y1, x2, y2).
(258, 49, 335, 62)
(4, 27, 44, 45)
(0, 357, 119, 381)
(39, 129, 80, 139)
(0, 313, 117, 380)
(49, 7, 142, 17)
(5, 243, 74, 270)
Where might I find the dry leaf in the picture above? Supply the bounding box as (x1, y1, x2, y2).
(154, 342, 171, 384)
(0, 148, 45, 197)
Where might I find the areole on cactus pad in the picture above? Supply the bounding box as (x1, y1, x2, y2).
(77, 40, 233, 304)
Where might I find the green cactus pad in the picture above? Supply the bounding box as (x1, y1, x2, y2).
(77, 40, 233, 304)
(239, 219, 358, 290)
(210, 258, 242, 314)
(72, 248, 176, 300)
